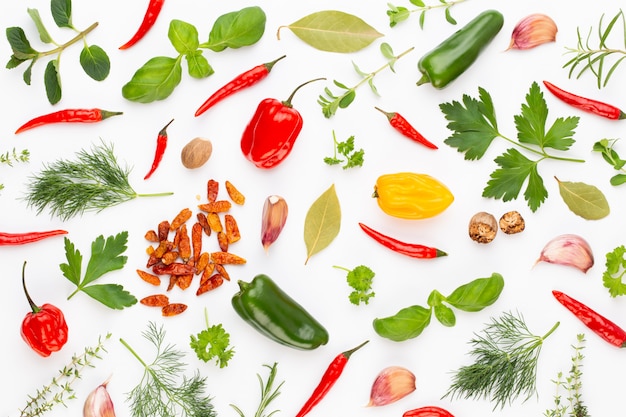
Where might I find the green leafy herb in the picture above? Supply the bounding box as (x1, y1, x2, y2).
(592, 138, 626, 185)
(555, 177, 610, 220)
(318, 43, 414, 118)
(60, 231, 136, 309)
(121, 322, 216, 417)
(5, 0, 109, 104)
(441, 82, 583, 212)
(444, 311, 559, 410)
(602, 245, 626, 297)
(24, 140, 172, 221)
(386, 0, 467, 28)
(122, 7, 265, 103)
(230, 363, 284, 417)
(190, 308, 234, 368)
(0, 148, 29, 191)
(277, 10, 382, 53)
(333, 265, 375, 305)
(324, 131, 365, 169)
(373, 273, 504, 341)
(564, 10, 626, 88)
(304, 184, 341, 264)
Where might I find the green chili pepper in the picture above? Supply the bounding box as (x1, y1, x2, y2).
(231, 274, 329, 350)
(416, 9, 504, 89)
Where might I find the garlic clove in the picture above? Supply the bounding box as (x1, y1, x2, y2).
(507, 13, 558, 50)
(83, 376, 116, 417)
(536, 233, 594, 273)
(261, 195, 288, 251)
(367, 366, 416, 407)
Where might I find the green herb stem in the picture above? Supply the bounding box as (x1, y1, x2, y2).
(136, 191, 175, 198)
(408, 0, 467, 14)
(38, 22, 99, 59)
(499, 133, 585, 163)
(352, 46, 414, 90)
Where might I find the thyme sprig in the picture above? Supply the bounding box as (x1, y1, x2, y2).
(1, 148, 29, 191)
(230, 363, 284, 417)
(386, 0, 468, 28)
(444, 311, 559, 410)
(23, 140, 172, 221)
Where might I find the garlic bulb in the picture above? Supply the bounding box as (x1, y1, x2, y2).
(367, 366, 416, 407)
(507, 13, 558, 50)
(536, 234, 594, 273)
(83, 377, 116, 417)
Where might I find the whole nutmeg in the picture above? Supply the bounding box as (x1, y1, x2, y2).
(499, 210, 525, 234)
(181, 137, 212, 169)
(469, 211, 498, 244)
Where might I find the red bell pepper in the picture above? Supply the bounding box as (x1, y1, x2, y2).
(240, 78, 324, 169)
(20, 261, 69, 357)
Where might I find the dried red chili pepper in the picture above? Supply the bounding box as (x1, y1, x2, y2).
(0, 230, 67, 245)
(374, 107, 438, 149)
(543, 80, 625, 120)
(195, 55, 286, 117)
(358, 223, 447, 259)
(144, 119, 174, 180)
(15, 108, 123, 134)
(240, 78, 325, 169)
(295, 340, 368, 417)
(403, 406, 455, 417)
(552, 290, 626, 348)
(119, 0, 165, 50)
(20, 261, 69, 357)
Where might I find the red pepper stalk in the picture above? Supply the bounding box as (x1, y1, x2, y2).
(374, 107, 438, 149)
(240, 78, 325, 169)
(144, 119, 174, 180)
(0, 230, 67, 245)
(15, 108, 123, 134)
(119, 0, 165, 50)
(359, 222, 447, 259)
(295, 340, 368, 417)
(543, 80, 626, 120)
(21, 261, 69, 357)
(195, 55, 287, 117)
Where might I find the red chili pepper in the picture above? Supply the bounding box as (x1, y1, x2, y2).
(119, 0, 165, 50)
(374, 107, 438, 149)
(0, 230, 68, 245)
(543, 80, 626, 120)
(15, 108, 123, 134)
(295, 340, 368, 417)
(403, 406, 455, 417)
(21, 261, 69, 357)
(358, 222, 447, 259)
(552, 290, 626, 348)
(195, 55, 287, 117)
(144, 119, 174, 180)
(240, 78, 324, 169)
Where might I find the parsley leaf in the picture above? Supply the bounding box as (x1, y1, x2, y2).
(190, 309, 234, 368)
(334, 265, 375, 305)
(324, 131, 365, 169)
(602, 245, 626, 297)
(61, 231, 137, 309)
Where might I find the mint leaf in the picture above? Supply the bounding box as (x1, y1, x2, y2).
(603, 245, 626, 297)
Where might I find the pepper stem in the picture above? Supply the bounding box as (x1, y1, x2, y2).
(264, 55, 287, 72)
(374, 107, 395, 121)
(283, 78, 326, 108)
(21, 261, 41, 314)
(158, 119, 175, 136)
(100, 110, 124, 120)
(343, 340, 369, 359)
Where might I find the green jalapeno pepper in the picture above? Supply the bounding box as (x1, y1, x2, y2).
(232, 274, 329, 350)
(416, 9, 504, 89)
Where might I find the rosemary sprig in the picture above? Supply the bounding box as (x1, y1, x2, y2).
(19, 333, 111, 417)
(120, 322, 216, 417)
(564, 9, 626, 88)
(230, 362, 284, 417)
(386, 0, 468, 28)
(23, 140, 172, 221)
(444, 311, 559, 410)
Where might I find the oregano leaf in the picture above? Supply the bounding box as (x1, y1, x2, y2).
(304, 184, 341, 264)
(556, 177, 610, 220)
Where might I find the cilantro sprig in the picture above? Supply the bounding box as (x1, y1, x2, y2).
(190, 308, 234, 368)
(324, 130, 364, 169)
(333, 265, 375, 305)
(440, 82, 584, 212)
(602, 245, 626, 297)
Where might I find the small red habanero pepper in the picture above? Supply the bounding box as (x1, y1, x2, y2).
(552, 290, 626, 348)
(21, 261, 69, 357)
(144, 119, 174, 180)
(119, 0, 165, 50)
(543, 80, 626, 120)
(15, 108, 123, 134)
(295, 340, 368, 417)
(0, 229, 67, 245)
(374, 107, 438, 149)
(240, 78, 324, 169)
(403, 406, 455, 417)
(195, 55, 286, 117)
(359, 222, 447, 259)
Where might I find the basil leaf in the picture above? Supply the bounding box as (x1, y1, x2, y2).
(445, 273, 505, 312)
(122, 56, 182, 103)
(556, 178, 610, 220)
(27, 8, 53, 43)
(434, 304, 456, 327)
(169, 20, 199, 55)
(51, 0, 72, 29)
(304, 184, 341, 264)
(6, 27, 38, 59)
(80, 45, 110, 81)
(44, 59, 62, 104)
(373, 305, 432, 342)
(204, 6, 266, 52)
(186, 50, 213, 78)
(81, 284, 137, 310)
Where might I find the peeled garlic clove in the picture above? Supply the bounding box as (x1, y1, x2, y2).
(367, 366, 416, 407)
(536, 233, 594, 273)
(261, 195, 288, 251)
(507, 13, 557, 50)
(83, 376, 116, 417)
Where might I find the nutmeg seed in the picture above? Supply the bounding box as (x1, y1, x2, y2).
(181, 137, 212, 169)
(469, 212, 498, 244)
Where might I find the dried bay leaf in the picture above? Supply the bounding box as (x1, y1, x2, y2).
(304, 184, 341, 264)
(277, 10, 383, 53)
(556, 177, 610, 220)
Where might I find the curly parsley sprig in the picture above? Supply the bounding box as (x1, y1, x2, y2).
(190, 308, 235, 368)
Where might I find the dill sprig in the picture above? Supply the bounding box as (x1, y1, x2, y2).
(444, 311, 560, 410)
(120, 322, 215, 417)
(19, 333, 111, 417)
(23, 140, 172, 221)
(230, 362, 284, 417)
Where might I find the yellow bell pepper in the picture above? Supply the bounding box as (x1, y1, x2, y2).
(373, 172, 454, 219)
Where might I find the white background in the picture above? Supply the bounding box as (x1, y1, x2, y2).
(2, 1, 626, 416)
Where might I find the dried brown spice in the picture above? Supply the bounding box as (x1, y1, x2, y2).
(144, 230, 159, 242)
(207, 212, 223, 232)
(225, 180, 245, 205)
(162, 303, 188, 316)
(152, 262, 195, 276)
(136, 269, 161, 286)
(178, 224, 192, 261)
(499, 211, 526, 234)
(198, 200, 232, 213)
(199, 264, 216, 285)
(153, 240, 170, 259)
(469, 212, 498, 244)
(170, 208, 192, 231)
(191, 222, 203, 261)
(224, 214, 241, 243)
(210, 251, 246, 265)
(195, 252, 210, 274)
(140, 294, 169, 307)
(161, 251, 179, 265)
(157, 220, 170, 241)
(166, 275, 178, 291)
(176, 274, 194, 290)
(196, 274, 224, 296)
(215, 263, 230, 281)
(196, 212, 212, 236)
(207, 179, 219, 203)
(217, 231, 229, 252)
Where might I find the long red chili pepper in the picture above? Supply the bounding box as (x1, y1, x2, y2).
(295, 340, 368, 417)
(552, 290, 626, 348)
(358, 222, 447, 259)
(0, 230, 68, 245)
(403, 406, 455, 417)
(119, 0, 165, 50)
(374, 107, 438, 149)
(144, 119, 174, 180)
(543, 80, 625, 120)
(195, 55, 287, 117)
(15, 108, 123, 134)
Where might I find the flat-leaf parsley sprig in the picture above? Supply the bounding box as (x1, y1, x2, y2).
(324, 131, 365, 169)
(440, 81, 584, 212)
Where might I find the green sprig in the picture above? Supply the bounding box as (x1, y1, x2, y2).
(323, 131, 365, 169)
(592, 138, 626, 185)
(386, 0, 468, 28)
(230, 363, 284, 417)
